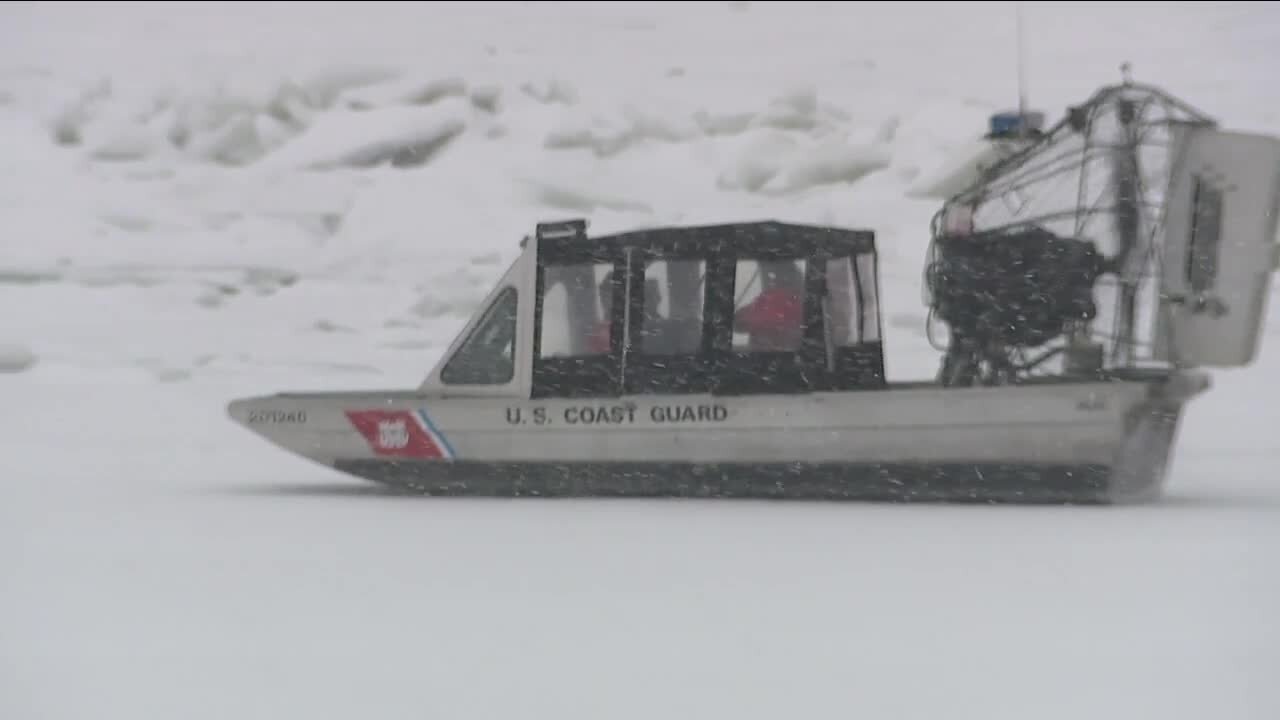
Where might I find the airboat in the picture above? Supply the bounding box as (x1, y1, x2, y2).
(228, 80, 1280, 503)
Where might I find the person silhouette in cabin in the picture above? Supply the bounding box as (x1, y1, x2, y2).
(639, 277, 680, 354)
(586, 270, 614, 354)
(585, 271, 678, 355)
(735, 260, 804, 351)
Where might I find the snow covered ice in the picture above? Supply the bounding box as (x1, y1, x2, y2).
(3, 2, 1279, 719)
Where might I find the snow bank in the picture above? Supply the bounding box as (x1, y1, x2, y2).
(774, 138, 893, 193)
(542, 86, 855, 160)
(39, 66, 451, 168)
(339, 75, 468, 111)
(906, 138, 1032, 200)
(259, 102, 470, 171)
(522, 179, 654, 215)
(717, 131, 892, 195)
(34, 68, 511, 173)
(0, 344, 37, 373)
(40, 66, 356, 154)
(544, 107, 701, 157)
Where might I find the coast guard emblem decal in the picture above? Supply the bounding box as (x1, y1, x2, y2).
(344, 409, 456, 460)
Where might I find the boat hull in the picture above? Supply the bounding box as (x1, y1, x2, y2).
(228, 372, 1205, 505)
(332, 459, 1114, 503)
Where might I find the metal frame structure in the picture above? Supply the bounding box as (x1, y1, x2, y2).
(925, 80, 1218, 384)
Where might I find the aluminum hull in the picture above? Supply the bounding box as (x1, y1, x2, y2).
(331, 459, 1115, 504)
(228, 371, 1205, 505)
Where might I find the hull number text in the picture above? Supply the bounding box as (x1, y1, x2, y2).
(248, 410, 308, 425)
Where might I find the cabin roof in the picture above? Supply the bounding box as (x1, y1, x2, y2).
(532, 218, 876, 253)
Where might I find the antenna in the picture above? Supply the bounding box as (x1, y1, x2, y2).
(984, 3, 1042, 141)
(1016, 1, 1027, 119)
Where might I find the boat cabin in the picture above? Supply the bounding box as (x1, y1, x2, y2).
(422, 220, 886, 400)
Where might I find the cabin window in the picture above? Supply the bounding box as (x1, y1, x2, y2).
(440, 287, 518, 385)
(538, 261, 616, 358)
(732, 258, 806, 352)
(855, 254, 881, 343)
(1186, 176, 1223, 294)
(825, 255, 881, 345)
(640, 258, 705, 355)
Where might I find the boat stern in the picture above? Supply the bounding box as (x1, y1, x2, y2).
(1105, 369, 1212, 504)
